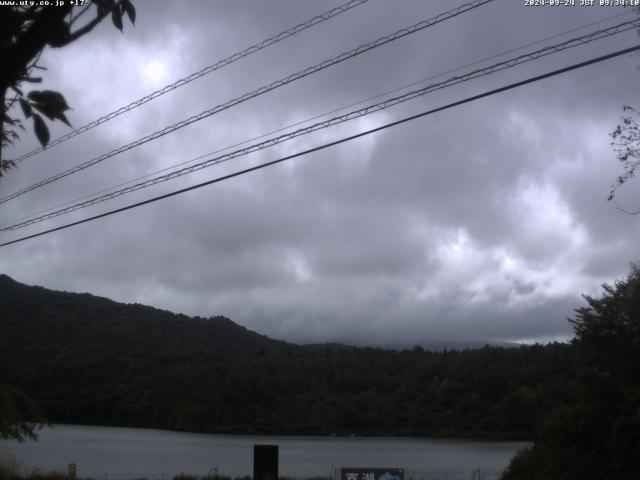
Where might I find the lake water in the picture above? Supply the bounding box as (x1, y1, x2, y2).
(0, 425, 529, 480)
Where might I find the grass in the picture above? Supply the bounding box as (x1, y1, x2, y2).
(0, 460, 332, 480)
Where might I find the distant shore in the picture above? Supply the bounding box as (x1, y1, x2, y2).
(31, 421, 533, 442)
(33, 424, 533, 444)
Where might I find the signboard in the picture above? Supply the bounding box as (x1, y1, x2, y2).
(254, 444, 278, 480)
(341, 468, 404, 480)
(68, 463, 77, 479)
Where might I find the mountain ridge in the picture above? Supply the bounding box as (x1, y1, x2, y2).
(0, 273, 297, 361)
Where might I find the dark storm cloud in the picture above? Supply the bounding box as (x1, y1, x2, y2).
(1, 0, 638, 346)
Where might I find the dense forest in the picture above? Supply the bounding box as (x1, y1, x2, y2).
(1, 266, 639, 479)
(1, 273, 570, 438)
(0, 344, 572, 438)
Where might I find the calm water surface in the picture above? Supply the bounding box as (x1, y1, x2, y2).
(0, 425, 529, 480)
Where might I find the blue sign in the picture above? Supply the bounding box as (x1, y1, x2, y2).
(341, 468, 404, 480)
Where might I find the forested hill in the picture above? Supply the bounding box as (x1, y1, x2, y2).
(0, 274, 295, 361)
(2, 267, 639, 479)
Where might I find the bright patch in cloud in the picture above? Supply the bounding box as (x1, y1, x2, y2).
(287, 251, 312, 283)
(140, 59, 172, 88)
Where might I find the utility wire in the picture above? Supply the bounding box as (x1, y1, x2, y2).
(2, 44, 638, 248)
(11, 0, 372, 164)
(0, 0, 495, 207)
(2, 19, 638, 232)
(4, 9, 631, 230)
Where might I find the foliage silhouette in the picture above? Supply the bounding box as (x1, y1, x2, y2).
(0, 0, 135, 176)
(502, 265, 640, 479)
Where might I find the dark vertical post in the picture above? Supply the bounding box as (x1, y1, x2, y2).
(254, 444, 278, 480)
(67, 463, 76, 480)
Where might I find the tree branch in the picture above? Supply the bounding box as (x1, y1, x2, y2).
(0, 6, 73, 91)
(611, 197, 640, 215)
(69, 4, 92, 26)
(55, 7, 113, 47)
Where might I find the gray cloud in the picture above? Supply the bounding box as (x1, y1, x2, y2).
(1, 0, 638, 347)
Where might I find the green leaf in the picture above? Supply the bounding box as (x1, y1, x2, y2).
(97, 4, 109, 17)
(32, 114, 50, 147)
(27, 90, 70, 112)
(32, 103, 73, 127)
(19, 98, 32, 118)
(31, 102, 57, 121)
(93, 0, 114, 17)
(121, 0, 136, 25)
(112, 7, 123, 31)
(28, 90, 73, 127)
(56, 112, 72, 127)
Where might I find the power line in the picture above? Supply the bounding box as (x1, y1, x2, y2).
(5, 18, 637, 230)
(11, 0, 372, 164)
(0, 0, 495, 206)
(3, 18, 638, 232)
(2, 44, 638, 248)
(4, 9, 631, 230)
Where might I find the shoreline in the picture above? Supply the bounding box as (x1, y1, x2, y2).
(25, 422, 533, 443)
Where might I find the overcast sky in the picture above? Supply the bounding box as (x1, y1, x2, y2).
(1, 0, 639, 347)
